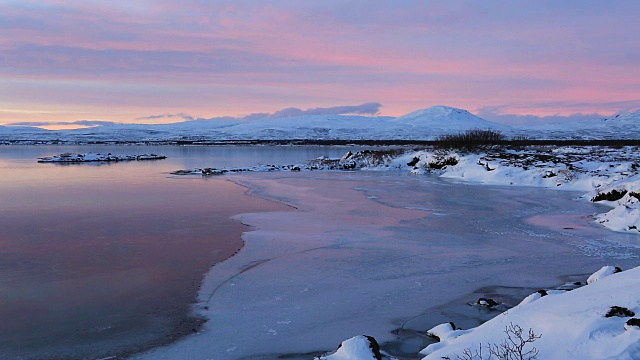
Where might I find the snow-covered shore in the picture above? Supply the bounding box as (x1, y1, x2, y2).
(418, 265, 640, 360)
(319, 265, 640, 360)
(386, 146, 640, 234)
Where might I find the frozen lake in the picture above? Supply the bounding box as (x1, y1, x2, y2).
(136, 172, 640, 359)
(1, 145, 639, 359)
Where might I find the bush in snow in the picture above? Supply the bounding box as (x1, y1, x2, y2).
(456, 323, 541, 360)
(428, 156, 459, 170)
(435, 129, 506, 151)
(340, 149, 407, 169)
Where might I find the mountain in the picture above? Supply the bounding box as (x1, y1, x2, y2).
(1, 106, 509, 142)
(3, 106, 640, 143)
(517, 110, 640, 140)
(393, 106, 510, 135)
(395, 106, 507, 127)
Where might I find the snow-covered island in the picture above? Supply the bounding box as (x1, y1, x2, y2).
(37, 152, 167, 163)
(172, 145, 640, 360)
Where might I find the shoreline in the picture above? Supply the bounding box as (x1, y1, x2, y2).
(192, 180, 296, 312)
(117, 179, 292, 360)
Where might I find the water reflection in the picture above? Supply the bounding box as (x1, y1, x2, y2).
(0, 146, 353, 359)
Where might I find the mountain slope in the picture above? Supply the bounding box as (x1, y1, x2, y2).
(5, 106, 640, 143)
(395, 106, 508, 129)
(517, 110, 640, 140)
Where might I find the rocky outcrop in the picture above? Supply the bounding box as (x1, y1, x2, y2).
(605, 306, 635, 318)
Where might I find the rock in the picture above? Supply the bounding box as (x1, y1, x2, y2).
(340, 151, 354, 162)
(407, 156, 420, 167)
(476, 298, 499, 307)
(625, 318, 640, 330)
(605, 306, 635, 318)
(537, 289, 548, 297)
(340, 160, 357, 170)
(201, 168, 227, 176)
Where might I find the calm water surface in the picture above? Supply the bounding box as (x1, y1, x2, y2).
(0, 145, 356, 359)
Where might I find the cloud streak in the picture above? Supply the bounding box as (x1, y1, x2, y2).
(138, 103, 383, 122)
(241, 103, 382, 120)
(6, 120, 116, 127)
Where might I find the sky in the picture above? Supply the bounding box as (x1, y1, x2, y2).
(1, 0, 640, 127)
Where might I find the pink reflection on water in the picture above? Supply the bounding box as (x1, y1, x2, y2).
(526, 213, 597, 232)
(0, 154, 290, 359)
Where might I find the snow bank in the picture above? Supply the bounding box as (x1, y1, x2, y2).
(591, 174, 640, 233)
(421, 266, 640, 360)
(395, 147, 636, 192)
(587, 265, 622, 284)
(316, 335, 387, 360)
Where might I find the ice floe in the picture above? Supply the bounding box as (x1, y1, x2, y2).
(37, 152, 167, 163)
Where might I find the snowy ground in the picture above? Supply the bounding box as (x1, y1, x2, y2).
(419, 265, 640, 360)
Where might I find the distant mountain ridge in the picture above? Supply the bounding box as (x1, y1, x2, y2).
(516, 109, 640, 140)
(1, 106, 640, 142)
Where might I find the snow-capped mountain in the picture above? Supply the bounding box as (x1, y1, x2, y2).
(517, 110, 640, 140)
(1, 106, 639, 143)
(395, 106, 507, 128)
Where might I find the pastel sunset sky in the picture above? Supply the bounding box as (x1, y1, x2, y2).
(1, 0, 639, 126)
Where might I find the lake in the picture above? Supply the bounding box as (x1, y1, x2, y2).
(0, 145, 357, 360)
(2, 145, 640, 360)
